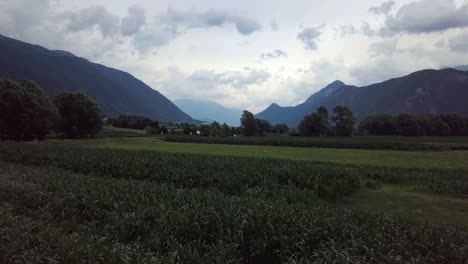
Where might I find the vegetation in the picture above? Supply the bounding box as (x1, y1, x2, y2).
(299, 106, 355, 137)
(360, 113, 468, 137)
(54, 92, 103, 138)
(1, 141, 468, 262)
(163, 134, 468, 151)
(240, 110, 257, 136)
(107, 115, 160, 130)
(0, 78, 56, 141)
(332, 106, 356, 136)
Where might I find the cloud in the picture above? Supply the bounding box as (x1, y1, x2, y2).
(0, 0, 51, 36)
(297, 26, 323, 50)
(448, 30, 468, 52)
(65, 6, 120, 37)
(382, 0, 468, 35)
(270, 19, 279, 31)
(260, 49, 288, 60)
(369, 1, 396, 15)
(369, 38, 398, 56)
(121, 6, 146, 36)
(159, 8, 261, 35)
(153, 67, 272, 110)
(131, 8, 261, 53)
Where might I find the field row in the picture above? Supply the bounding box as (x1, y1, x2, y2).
(163, 135, 468, 151)
(1, 161, 467, 263)
(1, 142, 468, 197)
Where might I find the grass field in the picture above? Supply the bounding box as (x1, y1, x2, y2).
(164, 134, 468, 150)
(79, 137, 468, 170)
(1, 137, 468, 262)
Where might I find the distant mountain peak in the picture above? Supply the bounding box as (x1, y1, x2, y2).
(267, 103, 281, 109)
(257, 69, 468, 127)
(454, 65, 468, 71)
(328, 80, 346, 87)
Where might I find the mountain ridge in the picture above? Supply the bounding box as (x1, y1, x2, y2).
(257, 68, 468, 127)
(0, 34, 193, 123)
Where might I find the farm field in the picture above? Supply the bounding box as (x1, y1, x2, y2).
(1, 139, 468, 262)
(79, 137, 468, 170)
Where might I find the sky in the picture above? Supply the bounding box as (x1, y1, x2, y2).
(1, 0, 468, 113)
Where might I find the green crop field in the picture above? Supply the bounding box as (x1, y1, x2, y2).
(79, 137, 468, 170)
(1, 138, 468, 263)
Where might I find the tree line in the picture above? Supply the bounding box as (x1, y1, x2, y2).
(0, 78, 103, 141)
(359, 113, 468, 136)
(298, 106, 356, 137)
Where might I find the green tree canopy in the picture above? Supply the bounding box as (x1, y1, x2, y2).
(240, 110, 257, 136)
(54, 92, 103, 138)
(0, 78, 56, 141)
(299, 112, 323, 136)
(332, 106, 356, 136)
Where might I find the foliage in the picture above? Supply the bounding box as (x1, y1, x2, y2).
(163, 134, 468, 151)
(108, 115, 159, 130)
(256, 118, 272, 136)
(241, 110, 257, 136)
(0, 78, 56, 141)
(271, 123, 289, 134)
(299, 112, 324, 136)
(299, 106, 331, 137)
(332, 105, 356, 136)
(360, 113, 468, 137)
(0, 143, 360, 199)
(54, 92, 103, 138)
(0, 145, 467, 262)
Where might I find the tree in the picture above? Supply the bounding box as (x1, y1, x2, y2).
(221, 123, 231, 137)
(181, 123, 192, 135)
(160, 125, 169, 135)
(332, 106, 356, 136)
(272, 123, 289, 134)
(425, 115, 450, 136)
(210, 121, 222, 137)
(299, 112, 323, 136)
(199, 124, 211, 137)
(256, 119, 272, 136)
(398, 114, 424, 136)
(0, 78, 56, 141)
(54, 92, 103, 138)
(240, 110, 257, 136)
(441, 113, 467, 136)
(359, 115, 399, 135)
(316, 106, 330, 136)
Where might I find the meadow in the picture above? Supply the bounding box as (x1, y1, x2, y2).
(1, 136, 468, 263)
(163, 134, 468, 151)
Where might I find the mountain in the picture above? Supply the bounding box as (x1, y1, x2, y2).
(0, 34, 193, 122)
(257, 80, 346, 126)
(454, 65, 468, 71)
(257, 69, 468, 127)
(174, 99, 242, 126)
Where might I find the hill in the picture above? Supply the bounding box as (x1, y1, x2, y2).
(174, 99, 242, 126)
(0, 34, 193, 122)
(256, 69, 468, 127)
